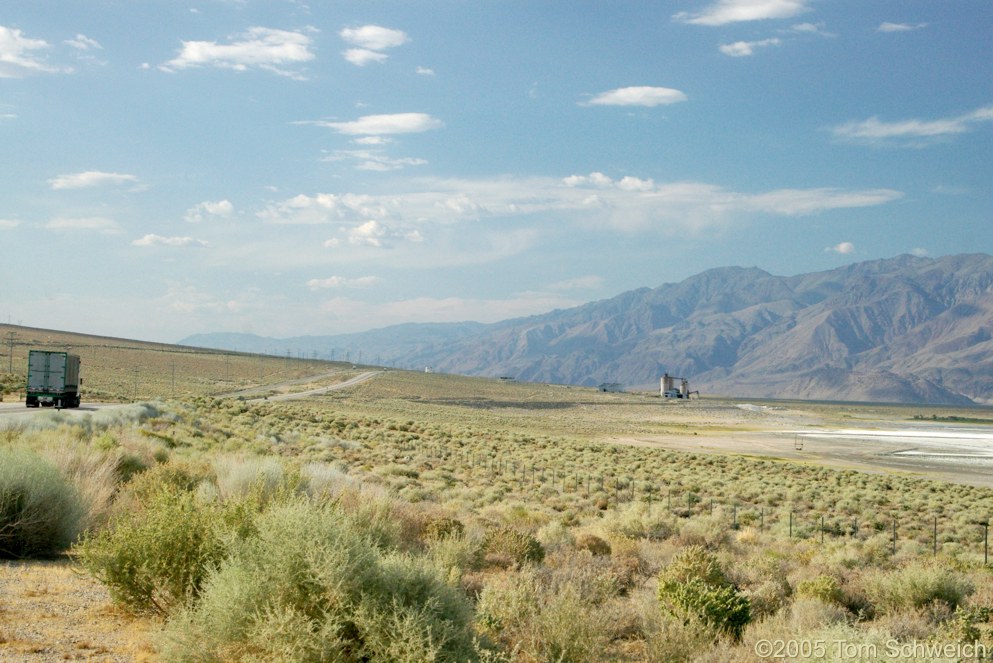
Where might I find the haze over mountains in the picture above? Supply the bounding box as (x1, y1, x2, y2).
(183, 254, 993, 405)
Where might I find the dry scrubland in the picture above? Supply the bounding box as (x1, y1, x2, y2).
(2, 327, 993, 661)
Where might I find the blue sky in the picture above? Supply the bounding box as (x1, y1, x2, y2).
(1, 1, 991, 342)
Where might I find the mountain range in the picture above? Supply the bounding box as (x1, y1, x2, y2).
(182, 254, 993, 405)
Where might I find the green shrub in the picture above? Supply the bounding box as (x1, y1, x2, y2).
(76, 485, 245, 615)
(476, 569, 610, 663)
(424, 516, 465, 542)
(482, 526, 545, 568)
(862, 562, 974, 615)
(160, 498, 483, 662)
(0, 449, 86, 558)
(657, 546, 751, 640)
(796, 574, 844, 605)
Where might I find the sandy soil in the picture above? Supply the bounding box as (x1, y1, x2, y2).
(0, 558, 156, 662)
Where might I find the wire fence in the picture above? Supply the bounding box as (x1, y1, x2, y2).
(388, 439, 993, 563)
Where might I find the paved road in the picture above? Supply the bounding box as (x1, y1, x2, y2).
(0, 401, 116, 419)
(254, 371, 381, 402)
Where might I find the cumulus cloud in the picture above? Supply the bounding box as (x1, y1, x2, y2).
(832, 105, 993, 147)
(720, 38, 781, 56)
(583, 86, 687, 107)
(339, 25, 409, 50)
(877, 22, 927, 33)
(185, 199, 234, 223)
(311, 112, 444, 135)
(0, 219, 21, 229)
(343, 48, 388, 66)
(48, 170, 141, 190)
(160, 26, 315, 79)
(258, 192, 387, 225)
(306, 275, 379, 290)
(910, 248, 929, 257)
(674, 0, 810, 26)
(45, 217, 121, 234)
(0, 25, 61, 77)
(339, 25, 408, 66)
(132, 234, 210, 248)
(416, 66, 435, 76)
(827, 241, 855, 254)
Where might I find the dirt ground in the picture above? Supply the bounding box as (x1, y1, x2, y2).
(0, 558, 156, 662)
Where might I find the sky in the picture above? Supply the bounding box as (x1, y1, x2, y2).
(1, 0, 991, 343)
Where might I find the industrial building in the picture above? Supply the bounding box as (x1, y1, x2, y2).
(660, 372, 697, 399)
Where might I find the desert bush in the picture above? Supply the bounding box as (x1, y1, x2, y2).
(796, 574, 844, 605)
(861, 562, 973, 615)
(77, 484, 248, 615)
(0, 448, 86, 558)
(160, 498, 483, 662)
(657, 546, 751, 641)
(575, 533, 611, 556)
(476, 568, 611, 663)
(424, 516, 466, 542)
(213, 455, 290, 502)
(44, 445, 119, 533)
(481, 526, 545, 568)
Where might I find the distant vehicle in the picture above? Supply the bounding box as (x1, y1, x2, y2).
(26, 350, 82, 409)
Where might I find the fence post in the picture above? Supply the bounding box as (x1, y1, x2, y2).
(789, 511, 793, 539)
(820, 515, 825, 544)
(892, 520, 897, 556)
(933, 516, 938, 557)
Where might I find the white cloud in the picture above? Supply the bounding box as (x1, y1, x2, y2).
(258, 192, 387, 225)
(160, 26, 315, 79)
(674, 0, 810, 26)
(910, 247, 929, 257)
(343, 48, 388, 66)
(827, 241, 855, 254)
(45, 217, 121, 234)
(65, 34, 101, 50)
(312, 113, 444, 135)
(743, 188, 902, 216)
(324, 148, 427, 172)
(832, 105, 993, 147)
(185, 199, 234, 223)
(348, 220, 388, 247)
(132, 234, 210, 248)
(48, 170, 141, 190)
(720, 38, 781, 57)
(416, 66, 435, 76)
(877, 22, 927, 33)
(0, 25, 61, 77)
(306, 275, 379, 290)
(255, 174, 903, 253)
(339, 25, 409, 51)
(583, 86, 687, 107)
(0, 219, 20, 229)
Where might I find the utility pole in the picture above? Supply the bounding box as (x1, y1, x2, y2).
(5, 332, 16, 373)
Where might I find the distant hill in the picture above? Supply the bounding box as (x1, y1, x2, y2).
(182, 254, 993, 405)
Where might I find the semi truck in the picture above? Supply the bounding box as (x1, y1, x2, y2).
(26, 350, 82, 408)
